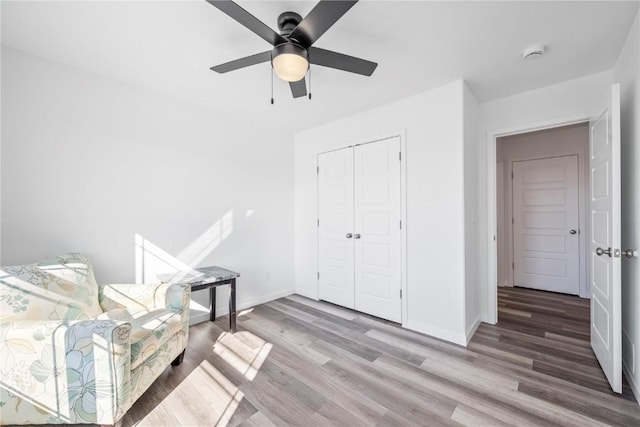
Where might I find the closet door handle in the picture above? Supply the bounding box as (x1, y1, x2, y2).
(346, 233, 353, 238)
(354, 234, 361, 239)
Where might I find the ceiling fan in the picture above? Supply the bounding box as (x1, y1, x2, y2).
(207, 0, 378, 99)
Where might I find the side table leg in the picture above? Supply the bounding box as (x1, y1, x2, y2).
(209, 287, 217, 322)
(229, 278, 237, 333)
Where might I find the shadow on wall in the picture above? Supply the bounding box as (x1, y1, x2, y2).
(134, 210, 234, 314)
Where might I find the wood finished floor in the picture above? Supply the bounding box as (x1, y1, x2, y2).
(118, 287, 640, 426)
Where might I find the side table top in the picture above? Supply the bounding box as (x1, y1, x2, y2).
(158, 266, 240, 285)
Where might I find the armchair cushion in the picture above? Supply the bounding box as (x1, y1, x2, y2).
(0, 274, 87, 323)
(1, 253, 102, 322)
(97, 307, 183, 370)
(98, 282, 189, 313)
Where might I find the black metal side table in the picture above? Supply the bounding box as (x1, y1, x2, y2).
(158, 266, 240, 333)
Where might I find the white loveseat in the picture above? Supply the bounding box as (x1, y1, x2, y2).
(0, 253, 190, 425)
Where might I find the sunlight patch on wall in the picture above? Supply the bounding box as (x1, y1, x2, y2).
(178, 210, 234, 267)
(188, 299, 210, 314)
(134, 209, 234, 284)
(134, 234, 191, 284)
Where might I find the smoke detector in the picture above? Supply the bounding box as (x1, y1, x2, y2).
(522, 44, 546, 60)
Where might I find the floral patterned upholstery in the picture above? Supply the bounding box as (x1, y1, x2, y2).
(97, 307, 183, 370)
(1, 254, 102, 322)
(0, 254, 190, 425)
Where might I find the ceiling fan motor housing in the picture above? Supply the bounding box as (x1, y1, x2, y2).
(277, 11, 303, 37)
(272, 42, 308, 61)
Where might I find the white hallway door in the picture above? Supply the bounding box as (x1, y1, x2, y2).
(590, 83, 622, 393)
(318, 137, 402, 322)
(512, 155, 580, 295)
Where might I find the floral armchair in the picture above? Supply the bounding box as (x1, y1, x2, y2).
(0, 253, 190, 425)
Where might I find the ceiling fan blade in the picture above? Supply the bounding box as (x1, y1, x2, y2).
(210, 51, 272, 73)
(206, 0, 286, 46)
(289, 78, 307, 98)
(289, 1, 358, 48)
(308, 47, 377, 76)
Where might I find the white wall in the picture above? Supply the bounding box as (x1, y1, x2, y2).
(614, 11, 640, 403)
(1, 47, 295, 324)
(477, 70, 614, 323)
(496, 123, 590, 298)
(463, 83, 481, 341)
(295, 80, 469, 345)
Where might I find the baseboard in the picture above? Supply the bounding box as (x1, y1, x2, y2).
(623, 356, 640, 406)
(189, 288, 474, 349)
(189, 312, 211, 326)
(189, 288, 295, 326)
(293, 289, 319, 300)
(405, 319, 467, 347)
(465, 317, 481, 345)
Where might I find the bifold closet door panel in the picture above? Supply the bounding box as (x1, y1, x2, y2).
(354, 137, 402, 323)
(318, 147, 355, 309)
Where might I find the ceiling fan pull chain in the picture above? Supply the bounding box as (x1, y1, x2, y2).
(270, 66, 275, 105)
(308, 66, 312, 100)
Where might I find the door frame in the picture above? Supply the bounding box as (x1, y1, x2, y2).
(485, 117, 590, 324)
(505, 151, 588, 297)
(316, 130, 408, 326)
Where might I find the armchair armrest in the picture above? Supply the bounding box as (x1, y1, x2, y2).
(99, 282, 191, 313)
(0, 319, 132, 425)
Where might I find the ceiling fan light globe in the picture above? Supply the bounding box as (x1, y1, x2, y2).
(273, 53, 308, 81)
(272, 43, 309, 82)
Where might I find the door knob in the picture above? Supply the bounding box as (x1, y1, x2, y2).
(354, 234, 361, 239)
(623, 249, 637, 259)
(596, 247, 612, 257)
(569, 229, 577, 235)
(346, 233, 353, 239)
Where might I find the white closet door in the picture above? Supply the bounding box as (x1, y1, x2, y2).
(354, 137, 402, 322)
(318, 148, 355, 308)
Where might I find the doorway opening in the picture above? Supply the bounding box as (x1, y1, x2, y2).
(485, 84, 625, 396)
(493, 121, 634, 399)
(496, 122, 589, 299)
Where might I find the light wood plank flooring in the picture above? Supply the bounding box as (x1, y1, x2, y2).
(119, 288, 640, 426)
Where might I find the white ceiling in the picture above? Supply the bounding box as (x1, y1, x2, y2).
(2, 1, 638, 133)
